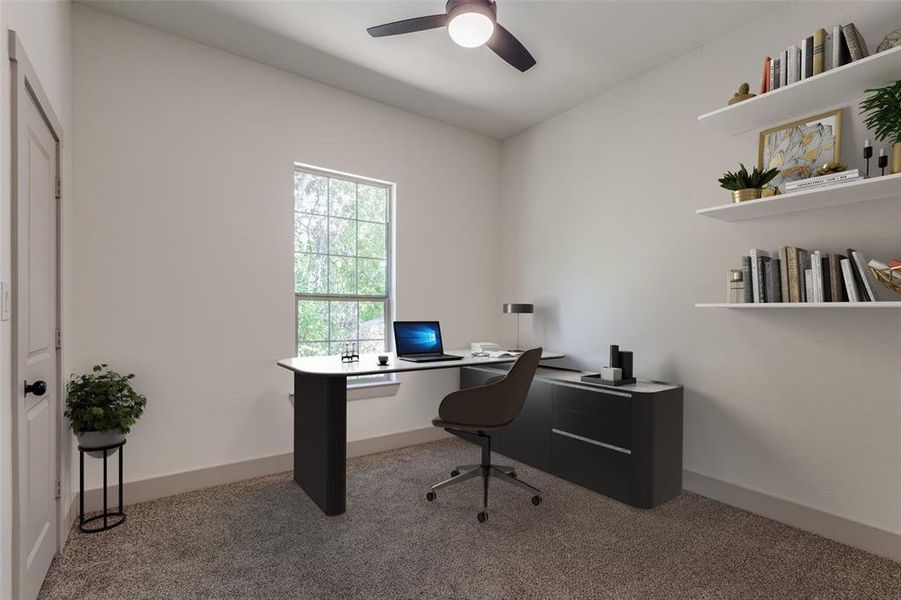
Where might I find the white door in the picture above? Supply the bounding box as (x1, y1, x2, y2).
(14, 82, 60, 600)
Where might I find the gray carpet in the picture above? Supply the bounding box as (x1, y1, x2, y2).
(40, 439, 899, 599)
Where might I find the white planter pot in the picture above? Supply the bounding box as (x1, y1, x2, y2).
(77, 430, 125, 458)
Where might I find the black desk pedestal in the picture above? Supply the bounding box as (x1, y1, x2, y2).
(78, 441, 126, 533)
(294, 373, 347, 515)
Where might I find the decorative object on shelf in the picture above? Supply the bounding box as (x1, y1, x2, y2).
(859, 80, 901, 174)
(761, 186, 779, 197)
(718, 163, 780, 203)
(341, 343, 359, 363)
(502, 303, 533, 352)
(65, 364, 146, 459)
(875, 28, 901, 53)
(727, 269, 744, 303)
(580, 345, 637, 387)
(815, 161, 847, 176)
(878, 148, 889, 175)
(784, 168, 859, 192)
(759, 109, 842, 192)
(863, 139, 873, 177)
(728, 82, 755, 105)
(869, 259, 901, 296)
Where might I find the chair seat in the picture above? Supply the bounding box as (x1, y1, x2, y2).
(431, 417, 507, 431)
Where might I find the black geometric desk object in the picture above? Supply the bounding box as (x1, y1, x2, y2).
(78, 440, 126, 533)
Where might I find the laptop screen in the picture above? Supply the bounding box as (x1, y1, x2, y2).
(393, 321, 444, 356)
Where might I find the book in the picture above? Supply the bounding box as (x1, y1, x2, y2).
(833, 25, 851, 68)
(841, 23, 869, 61)
(785, 247, 801, 302)
(851, 250, 877, 301)
(727, 269, 744, 303)
(828, 254, 847, 302)
(766, 259, 782, 304)
(846, 248, 871, 301)
(757, 256, 771, 302)
(841, 258, 860, 301)
(802, 36, 814, 79)
(804, 269, 813, 302)
(778, 247, 789, 302)
(760, 57, 771, 94)
(787, 45, 800, 84)
(824, 28, 833, 70)
(813, 28, 827, 74)
(811, 250, 824, 302)
(749, 249, 771, 303)
(779, 50, 788, 87)
(783, 169, 860, 191)
(821, 255, 832, 302)
(741, 256, 754, 303)
(772, 56, 781, 90)
(799, 249, 810, 302)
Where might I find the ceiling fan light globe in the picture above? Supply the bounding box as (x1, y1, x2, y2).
(447, 11, 494, 48)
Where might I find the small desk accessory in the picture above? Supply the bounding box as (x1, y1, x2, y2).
(580, 344, 637, 386)
(377, 355, 389, 366)
(341, 343, 359, 363)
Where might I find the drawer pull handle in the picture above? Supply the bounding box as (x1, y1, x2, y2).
(552, 428, 631, 455)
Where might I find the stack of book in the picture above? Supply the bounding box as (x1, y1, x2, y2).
(784, 169, 860, 193)
(732, 247, 883, 303)
(759, 23, 868, 94)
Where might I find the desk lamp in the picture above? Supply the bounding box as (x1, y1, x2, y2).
(503, 303, 533, 352)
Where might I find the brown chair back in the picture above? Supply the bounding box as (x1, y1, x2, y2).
(438, 347, 543, 427)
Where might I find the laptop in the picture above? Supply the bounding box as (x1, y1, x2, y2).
(393, 321, 463, 363)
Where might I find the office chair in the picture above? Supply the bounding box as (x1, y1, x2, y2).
(425, 347, 543, 523)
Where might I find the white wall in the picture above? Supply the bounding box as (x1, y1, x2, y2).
(71, 6, 502, 490)
(0, 1, 73, 597)
(500, 0, 901, 542)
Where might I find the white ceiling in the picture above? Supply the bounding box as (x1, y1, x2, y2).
(83, 0, 785, 139)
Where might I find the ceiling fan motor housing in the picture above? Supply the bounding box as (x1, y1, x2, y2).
(446, 0, 497, 22)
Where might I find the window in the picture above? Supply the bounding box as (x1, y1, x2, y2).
(294, 165, 393, 362)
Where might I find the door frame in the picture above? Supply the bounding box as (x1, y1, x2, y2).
(8, 29, 66, 599)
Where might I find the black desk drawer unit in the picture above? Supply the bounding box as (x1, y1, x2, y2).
(461, 366, 683, 509)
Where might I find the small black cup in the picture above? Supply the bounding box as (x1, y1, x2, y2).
(378, 355, 389, 366)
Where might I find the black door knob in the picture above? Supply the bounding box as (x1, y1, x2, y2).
(24, 380, 47, 396)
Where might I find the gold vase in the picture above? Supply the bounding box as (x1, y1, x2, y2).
(731, 188, 762, 203)
(893, 142, 901, 175)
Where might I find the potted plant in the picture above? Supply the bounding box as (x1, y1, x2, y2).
(65, 364, 146, 457)
(860, 80, 901, 174)
(718, 163, 780, 203)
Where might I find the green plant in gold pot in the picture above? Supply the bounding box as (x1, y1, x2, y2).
(860, 80, 901, 174)
(718, 163, 780, 203)
(65, 364, 146, 457)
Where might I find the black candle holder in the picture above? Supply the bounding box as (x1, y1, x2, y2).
(341, 343, 359, 363)
(863, 144, 873, 177)
(879, 152, 888, 176)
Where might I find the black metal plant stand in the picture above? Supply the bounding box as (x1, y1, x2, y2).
(78, 440, 126, 533)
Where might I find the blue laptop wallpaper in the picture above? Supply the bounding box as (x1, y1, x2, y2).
(394, 322, 443, 355)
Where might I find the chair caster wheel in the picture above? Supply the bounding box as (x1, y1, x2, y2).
(477, 511, 488, 523)
(531, 495, 542, 506)
(509, 471, 517, 479)
(426, 491, 436, 502)
(450, 470, 460, 477)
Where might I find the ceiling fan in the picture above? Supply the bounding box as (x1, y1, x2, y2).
(367, 0, 536, 72)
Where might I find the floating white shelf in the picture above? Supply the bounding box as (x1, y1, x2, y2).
(695, 302, 901, 309)
(696, 173, 901, 221)
(697, 45, 901, 135)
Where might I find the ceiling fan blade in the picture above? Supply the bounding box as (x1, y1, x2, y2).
(487, 24, 536, 72)
(367, 14, 449, 38)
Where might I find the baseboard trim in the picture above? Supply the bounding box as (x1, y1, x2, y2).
(683, 469, 900, 562)
(80, 427, 449, 514)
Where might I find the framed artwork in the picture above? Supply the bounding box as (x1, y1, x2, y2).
(758, 109, 842, 192)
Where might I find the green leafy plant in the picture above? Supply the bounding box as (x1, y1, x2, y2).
(860, 80, 901, 145)
(65, 364, 147, 434)
(718, 163, 780, 190)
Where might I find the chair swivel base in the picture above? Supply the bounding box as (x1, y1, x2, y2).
(425, 428, 542, 523)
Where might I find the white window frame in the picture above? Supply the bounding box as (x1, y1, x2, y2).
(293, 163, 396, 387)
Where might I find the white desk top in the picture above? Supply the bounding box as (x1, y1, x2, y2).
(277, 350, 565, 377)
